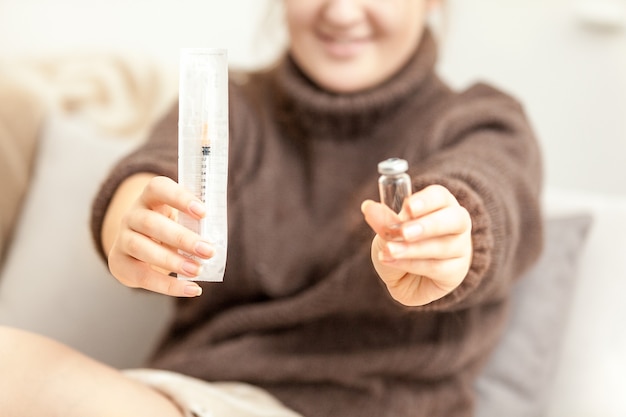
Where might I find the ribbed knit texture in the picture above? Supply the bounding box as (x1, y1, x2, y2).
(91, 30, 543, 417)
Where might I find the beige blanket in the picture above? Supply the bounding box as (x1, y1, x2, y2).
(0, 53, 176, 263)
(0, 70, 44, 261)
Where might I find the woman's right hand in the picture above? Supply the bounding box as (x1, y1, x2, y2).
(104, 175, 213, 297)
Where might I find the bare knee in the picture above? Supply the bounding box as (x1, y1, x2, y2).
(0, 325, 42, 365)
(0, 326, 72, 387)
(0, 325, 70, 366)
(0, 326, 57, 411)
(0, 326, 99, 415)
(0, 326, 183, 417)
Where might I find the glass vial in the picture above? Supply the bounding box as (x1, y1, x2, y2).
(378, 158, 412, 213)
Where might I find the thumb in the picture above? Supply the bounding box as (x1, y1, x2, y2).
(361, 200, 402, 237)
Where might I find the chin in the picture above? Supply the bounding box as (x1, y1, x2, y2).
(318, 76, 379, 94)
(295, 52, 380, 93)
(311, 67, 377, 94)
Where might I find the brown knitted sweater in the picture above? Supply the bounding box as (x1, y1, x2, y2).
(91, 31, 543, 417)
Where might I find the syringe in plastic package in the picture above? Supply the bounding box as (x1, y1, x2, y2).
(178, 48, 229, 282)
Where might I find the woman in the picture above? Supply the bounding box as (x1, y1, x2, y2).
(0, 1, 543, 416)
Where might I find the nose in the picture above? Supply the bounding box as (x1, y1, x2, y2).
(321, 0, 364, 27)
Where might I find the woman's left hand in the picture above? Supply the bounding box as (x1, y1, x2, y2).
(361, 184, 473, 306)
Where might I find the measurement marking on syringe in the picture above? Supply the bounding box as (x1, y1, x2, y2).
(201, 123, 210, 203)
(201, 145, 210, 201)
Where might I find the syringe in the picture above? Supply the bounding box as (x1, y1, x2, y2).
(178, 48, 229, 282)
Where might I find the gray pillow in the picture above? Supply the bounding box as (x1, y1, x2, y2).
(0, 115, 173, 369)
(475, 214, 593, 416)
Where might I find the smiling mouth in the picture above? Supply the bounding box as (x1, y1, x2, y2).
(318, 32, 369, 59)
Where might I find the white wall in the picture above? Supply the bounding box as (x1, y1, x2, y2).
(1, 0, 624, 195)
(0, 0, 278, 70)
(438, 0, 626, 196)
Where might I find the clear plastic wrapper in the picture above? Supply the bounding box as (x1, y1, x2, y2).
(178, 48, 228, 282)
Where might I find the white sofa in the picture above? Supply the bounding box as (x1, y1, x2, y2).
(542, 189, 626, 417)
(1, 113, 625, 417)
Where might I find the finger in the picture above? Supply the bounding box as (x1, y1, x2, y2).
(140, 267, 203, 297)
(384, 273, 457, 306)
(406, 184, 459, 218)
(400, 205, 471, 241)
(118, 229, 203, 279)
(125, 208, 214, 260)
(361, 199, 403, 238)
(382, 235, 469, 261)
(140, 176, 206, 219)
(108, 253, 203, 297)
(378, 256, 468, 290)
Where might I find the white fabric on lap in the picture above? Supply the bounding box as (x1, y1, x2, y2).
(124, 369, 302, 417)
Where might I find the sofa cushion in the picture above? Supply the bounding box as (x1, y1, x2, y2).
(0, 115, 173, 368)
(475, 213, 593, 416)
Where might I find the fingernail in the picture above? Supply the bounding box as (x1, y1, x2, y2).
(195, 241, 213, 258)
(184, 284, 202, 297)
(189, 200, 206, 217)
(403, 223, 423, 240)
(181, 261, 201, 276)
(360, 200, 373, 214)
(387, 242, 406, 257)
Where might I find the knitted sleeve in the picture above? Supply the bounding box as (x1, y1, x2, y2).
(90, 77, 259, 263)
(413, 83, 544, 311)
(89, 104, 179, 262)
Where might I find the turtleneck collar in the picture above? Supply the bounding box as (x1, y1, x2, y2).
(271, 29, 439, 138)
